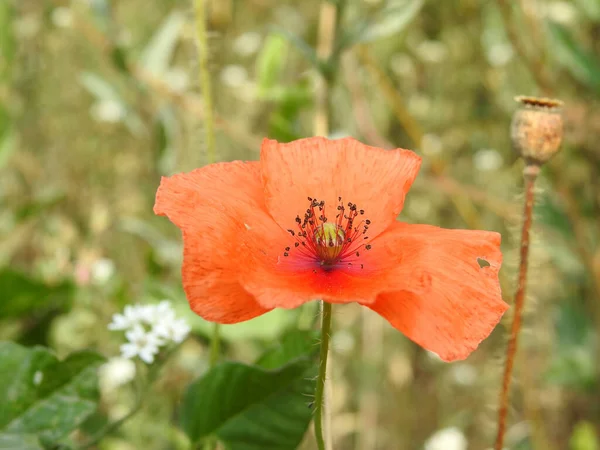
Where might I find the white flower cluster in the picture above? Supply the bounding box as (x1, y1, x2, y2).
(108, 301, 191, 364)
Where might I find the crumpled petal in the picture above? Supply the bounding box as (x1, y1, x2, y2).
(154, 161, 276, 323)
(359, 222, 507, 361)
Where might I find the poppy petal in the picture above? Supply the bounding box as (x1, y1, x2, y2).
(154, 161, 275, 323)
(360, 222, 507, 362)
(154, 161, 384, 315)
(260, 137, 422, 240)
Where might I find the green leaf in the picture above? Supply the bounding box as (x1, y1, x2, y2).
(181, 359, 315, 449)
(256, 329, 319, 369)
(547, 22, 600, 91)
(139, 11, 185, 77)
(0, 342, 105, 445)
(0, 433, 43, 450)
(255, 34, 289, 94)
(0, 269, 74, 318)
(570, 421, 600, 450)
(343, 0, 423, 46)
(271, 27, 320, 70)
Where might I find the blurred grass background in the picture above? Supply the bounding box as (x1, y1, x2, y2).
(1, 0, 599, 449)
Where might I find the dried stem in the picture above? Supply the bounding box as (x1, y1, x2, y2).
(495, 164, 540, 450)
(496, 0, 553, 95)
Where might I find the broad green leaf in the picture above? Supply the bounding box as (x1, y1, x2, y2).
(181, 360, 315, 449)
(256, 34, 289, 94)
(0, 342, 105, 444)
(139, 11, 185, 77)
(0, 269, 74, 318)
(256, 329, 319, 369)
(0, 433, 42, 450)
(343, 0, 423, 46)
(547, 22, 600, 91)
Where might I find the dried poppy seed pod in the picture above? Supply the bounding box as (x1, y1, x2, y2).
(511, 96, 564, 165)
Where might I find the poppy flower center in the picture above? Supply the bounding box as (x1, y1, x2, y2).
(283, 197, 372, 270)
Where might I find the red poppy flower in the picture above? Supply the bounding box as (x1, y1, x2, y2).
(154, 137, 507, 361)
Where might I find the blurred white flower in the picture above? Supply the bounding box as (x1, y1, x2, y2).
(90, 100, 125, 123)
(416, 40, 447, 63)
(425, 427, 467, 450)
(120, 325, 163, 364)
(108, 305, 143, 330)
(233, 32, 262, 57)
(474, 148, 503, 172)
(91, 258, 115, 285)
(99, 358, 136, 393)
(51, 7, 73, 28)
(487, 43, 513, 67)
(449, 363, 478, 386)
(109, 301, 191, 363)
(164, 68, 189, 93)
(220, 65, 248, 88)
(546, 1, 578, 24)
(153, 317, 191, 344)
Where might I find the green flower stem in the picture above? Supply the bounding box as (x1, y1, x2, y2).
(193, 0, 216, 165)
(314, 301, 332, 450)
(209, 323, 221, 366)
(192, 0, 220, 370)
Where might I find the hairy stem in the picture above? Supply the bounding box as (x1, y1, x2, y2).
(314, 1, 337, 137)
(314, 301, 332, 450)
(193, 0, 220, 371)
(495, 164, 539, 450)
(193, 0, 216, 164)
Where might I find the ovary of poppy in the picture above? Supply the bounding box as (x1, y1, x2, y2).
(154, 137, 508, 362)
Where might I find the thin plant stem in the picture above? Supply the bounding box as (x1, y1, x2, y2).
(314, 301, 332, 450)
(314, 1, 337, 137)
(495, 164, 539, 450)
(79, 398, 143, 450)
(77, 355, 170, 450)
(209, 323, 221, 366)
(193, 0, 216, 165)
(496, 0, 553, 95)
(193, 0, 221, 371)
